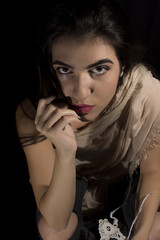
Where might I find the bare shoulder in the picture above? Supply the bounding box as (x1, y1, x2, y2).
(15, 98, 37, 137)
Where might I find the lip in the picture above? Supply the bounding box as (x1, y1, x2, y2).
(71, 104, 94, 115)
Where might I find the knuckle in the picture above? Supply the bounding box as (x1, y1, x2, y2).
(39, 98, 45, 105)
(44, 122, 51, 131)
(35, 122, 44, 133)
(61, 115, 68, 123)
(35, 124, 41, 132)
(37, 99, 46, 110)
(48, 103, 56, 112)
(56, 108, 61, 115)
(37, 126, 47, 136)
(55, 108, 64, 118)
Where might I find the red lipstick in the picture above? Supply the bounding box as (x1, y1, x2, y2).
(71, 104, 94, 115)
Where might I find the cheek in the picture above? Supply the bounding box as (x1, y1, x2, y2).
(60, 80, 73, 96)
(56, 74, 70, 93)
(97, 74, 119, 97)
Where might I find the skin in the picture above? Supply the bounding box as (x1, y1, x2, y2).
(16, 37, 160, 240)
(52, 37, 122, 128)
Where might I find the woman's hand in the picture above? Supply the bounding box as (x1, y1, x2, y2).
(35, 96, 81, 158)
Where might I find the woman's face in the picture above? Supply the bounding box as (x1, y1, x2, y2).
(52, 37, 121, 122)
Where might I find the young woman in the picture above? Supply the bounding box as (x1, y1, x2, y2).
(15, 0, 160, 239)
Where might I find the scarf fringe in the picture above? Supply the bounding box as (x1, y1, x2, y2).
(138, 132, 160, 163)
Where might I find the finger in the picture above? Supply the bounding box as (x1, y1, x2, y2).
(37, 108, 80, 131)
(37, 103, 78, 124)
(52, 115, 81, 133)
(35, 96, 55, 124)
(37, 115, 80, 137)
(36, 103, 57, 127)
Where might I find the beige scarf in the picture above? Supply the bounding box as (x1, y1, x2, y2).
(74, 64, 160, 210)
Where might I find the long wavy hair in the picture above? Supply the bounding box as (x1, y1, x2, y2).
(32, 0, 146, 106)
(17, 0, 150, 146)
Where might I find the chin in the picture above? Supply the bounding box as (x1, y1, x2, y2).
(80, 113, 98, 122)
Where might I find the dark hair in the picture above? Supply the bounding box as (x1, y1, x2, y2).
(34, 0, 146, 104)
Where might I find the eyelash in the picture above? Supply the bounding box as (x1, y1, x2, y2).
(90, 65, 110, 74)
(56, 65, 110, 75)
(56, 67, 71, 74)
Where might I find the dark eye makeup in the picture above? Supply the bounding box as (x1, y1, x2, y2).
(55, 65, 111, 75)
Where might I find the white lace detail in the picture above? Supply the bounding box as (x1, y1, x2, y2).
(98, 192, 155, 240)
(98, 218, 125, 240)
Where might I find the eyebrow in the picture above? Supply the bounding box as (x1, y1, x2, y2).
(52, 59, 114, 69)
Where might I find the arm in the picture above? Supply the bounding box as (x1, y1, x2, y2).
(23, 140, 76, 231)
(16, 97, 81, 231)
(132, 141, 160, 239)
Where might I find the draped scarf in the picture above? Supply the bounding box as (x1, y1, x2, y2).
(74, 64, 160, 210)
(19, 64, 160, 212)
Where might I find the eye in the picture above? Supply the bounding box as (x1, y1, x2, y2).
(56, 67, 72, 74)
(90, 66, 110, 75)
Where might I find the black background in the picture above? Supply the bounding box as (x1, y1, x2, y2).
(6, 0, 160, 239)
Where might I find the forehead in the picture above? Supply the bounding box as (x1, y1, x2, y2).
(51, 36, 118, 64)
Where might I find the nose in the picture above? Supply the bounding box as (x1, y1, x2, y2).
(72, 73, 94, 101)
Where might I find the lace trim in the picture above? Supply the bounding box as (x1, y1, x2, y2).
(98, 192, 155, 240)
